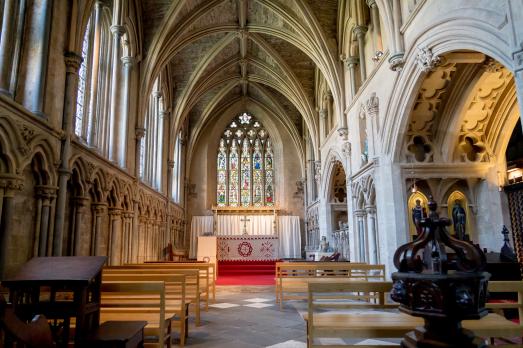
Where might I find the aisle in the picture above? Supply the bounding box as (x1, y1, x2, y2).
(186, 285, 306, 347)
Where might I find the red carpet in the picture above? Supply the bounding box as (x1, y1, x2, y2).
(216, 260, 277, 285)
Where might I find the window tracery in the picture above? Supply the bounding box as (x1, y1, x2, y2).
(216, 113, 275, 207)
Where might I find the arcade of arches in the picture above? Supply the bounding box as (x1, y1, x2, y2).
(0, 0, 523, 280)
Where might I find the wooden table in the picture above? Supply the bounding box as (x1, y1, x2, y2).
(84, 320, 147, 348)
(2, 256, 107, 347)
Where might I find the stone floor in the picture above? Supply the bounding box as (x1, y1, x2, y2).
(176, 285, 398, 347)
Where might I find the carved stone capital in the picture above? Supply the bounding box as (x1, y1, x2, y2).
(366, 0, 377, 8)
(64, 52, 83, 73)
(388, 53, 405, 71)
(135, 127, 146, 139)
(416, 47, 442, 73)
(110, 25, 126, 37)
(346, 56, 359, 68)
(353, 25, 368, 38)
(121, 56, 135, 67)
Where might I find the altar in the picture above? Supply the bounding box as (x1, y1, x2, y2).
(217, 235, 279, 261)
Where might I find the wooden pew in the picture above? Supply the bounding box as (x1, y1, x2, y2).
(115, 262, 216, 306)
(104, 268, 202, 326)
(304, 280, 523, 347)
(101, 275, 188, 347)
(276, 262, 385, 309)
(99, 281, 176, 348)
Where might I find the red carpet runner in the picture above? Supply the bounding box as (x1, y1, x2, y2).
(216, 260, 277, 285)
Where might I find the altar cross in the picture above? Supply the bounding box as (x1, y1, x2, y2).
(240, 215, 250, 235)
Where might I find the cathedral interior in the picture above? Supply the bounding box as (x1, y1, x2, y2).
(1, 0, 523, 345)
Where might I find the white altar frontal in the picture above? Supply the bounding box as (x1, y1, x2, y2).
(191, 206, 302, 260)
(217, 235, 279, 261)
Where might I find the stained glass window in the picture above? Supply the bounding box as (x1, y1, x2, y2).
(240, 138, 251, 206)
(228, 141, 239, 206)
(217, 138, 227, 206)
(252, 139, 263, 206)
(216, 113, 275, 207)
(265, 139, 274, 206)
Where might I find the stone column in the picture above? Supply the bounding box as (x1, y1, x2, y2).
(54, 52, 82, 256)
(73, 196, 88, 256)
(355, 210, 367, 262)
(29, 0, 53, 116)
(365, 206, 378, 264)
(135, 128, 145, 178)
(319, 109, 327, 143)
(108, 208, 122, 265)
(121, 211, 133, 263)
(346, 56, 359, 99)
(35, 186, 56, 256)
(0, 180, 22, 278)
(388, 0, 405, 71)
(515, 67, 523, 127)
(86, 1, 104, 144)
(131, 199, 139, 262)
(91, 203, 107, 256)
(366, 0, 382, 52)
(108, 25, 125, 163)
(0, 0, 17, 95)
(118, 56, 135, 168)
(354, 26, 368, 82)
(324, 92, 334, 132)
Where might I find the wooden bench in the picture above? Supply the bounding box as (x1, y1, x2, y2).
(304, 280, 523, 347)
(104, 267, 202, 326)
(119, 262, 216, 305)
(99, 281, 176, 348)
(101, 275, 189, 347)
(276, 262, 385, 309)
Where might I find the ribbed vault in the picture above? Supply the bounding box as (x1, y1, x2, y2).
(139, 0, 342, 157)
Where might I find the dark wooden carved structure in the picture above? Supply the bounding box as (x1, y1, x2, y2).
(505, 182, 523, 277)
(2, 256, 106, 347)
(391, 197, 490, 347)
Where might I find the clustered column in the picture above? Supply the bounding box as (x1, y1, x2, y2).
(108, 208, 123, 266)
(121, 210, 134, 264)
(0, 178, 23, 278)
(35, 185, 57, 257)
(91, 203, 108, 256)
(354, 209, 367, 262)
(346, 56, 359, 99)
(365, 206, 378, 264)
(72, 196, 89, 256)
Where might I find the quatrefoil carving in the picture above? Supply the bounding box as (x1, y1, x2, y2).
(459, 135, 486, 162)
(407, 135, 433, 162)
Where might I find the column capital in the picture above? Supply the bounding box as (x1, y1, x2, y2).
(35, 185, 58, 199)
(365, 205, 376, 215)
(416, 46, 442, 73)
(64, 52, 83, 73)
(135, 127, 145, 139)
(353, 25, 368, 37)
(109, 207, 123, 217)
(345, 56, 359, 68)
(110, 25, 126, 37)
(366, 0, 377, 8)
(121, 56, 135, 67)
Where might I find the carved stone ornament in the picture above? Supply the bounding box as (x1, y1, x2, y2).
(391, 197, 489, 348)
(388, 52, 405, 71)
(341, 142, 351, 158)
(416, 47, 442, 73)
(86, 161, 96, 182)
(365, 93, 379, 117)
(314, 161, 321, 182)
(337, 127, 348, 139)
(17, 122, 36, 145)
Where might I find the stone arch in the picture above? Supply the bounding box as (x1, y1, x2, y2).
(383, 16, 515, 160)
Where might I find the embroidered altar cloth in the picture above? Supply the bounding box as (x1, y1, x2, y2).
(217, 235, 279, 261)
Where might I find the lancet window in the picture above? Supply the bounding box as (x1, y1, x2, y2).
(75, 1, 114, 155)
(216, 113, 275, 207)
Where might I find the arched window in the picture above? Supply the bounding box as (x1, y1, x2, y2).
(139, 78, 164, 191)
(75, 2, 113, 155)
(216, 113, 275, 207)
(172, 131, 183, 203)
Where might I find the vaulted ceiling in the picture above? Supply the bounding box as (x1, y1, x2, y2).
(139, 0, 342, 146)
